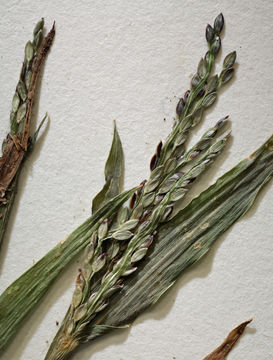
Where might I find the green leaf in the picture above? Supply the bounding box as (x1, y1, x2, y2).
(0, 187, 136, 352)
(32, 113, 48, 143)
(84, 135, 273, 341)
(27, 113, 49, 154)
(92, 121, 124, 213)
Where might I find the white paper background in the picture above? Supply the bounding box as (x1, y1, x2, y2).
(0, 1, 272, 359)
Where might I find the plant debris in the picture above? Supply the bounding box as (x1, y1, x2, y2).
(203, 319, 252, 360)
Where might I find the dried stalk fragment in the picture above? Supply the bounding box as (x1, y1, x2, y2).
(203, 319, 252, 360)
(0, 20, 55, 250)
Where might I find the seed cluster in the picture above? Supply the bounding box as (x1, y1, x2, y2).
(157, 13, 235, 168)
(46, 13, 236, 360)
(9, 19, 44, 136)
(54, 120, 230, 357)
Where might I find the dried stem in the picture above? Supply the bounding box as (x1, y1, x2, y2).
(0, 20, 55, 251)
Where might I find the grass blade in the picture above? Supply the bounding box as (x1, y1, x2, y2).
(92, 121, 124, 213)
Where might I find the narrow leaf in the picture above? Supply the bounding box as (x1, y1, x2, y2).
(31, 113, 48, 146)
(92, 121, 124, 213)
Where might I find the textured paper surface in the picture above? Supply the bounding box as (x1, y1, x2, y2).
(0, 1, 272, 359)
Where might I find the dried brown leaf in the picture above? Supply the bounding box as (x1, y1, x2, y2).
(203, 319, 252, 360)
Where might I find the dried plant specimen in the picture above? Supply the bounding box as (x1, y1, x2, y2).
(0, 13, 272, 360)
(0, 19, 55, 251)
